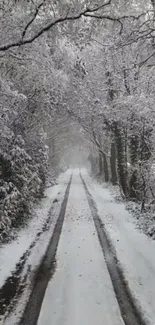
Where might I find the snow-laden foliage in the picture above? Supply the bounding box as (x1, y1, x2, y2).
(0, 80, 49, 241)
(1, 0, 155, 238)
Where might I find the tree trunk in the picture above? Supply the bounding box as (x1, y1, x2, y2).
(129, 133, 139, 199)
(110, 140, 117, 185)
(102, 152, 109, 182)
(98, 152, 103, 176)
(129, 170, 138, 199)
(114, 123, 128, 196)
(88, 153, 95, 173)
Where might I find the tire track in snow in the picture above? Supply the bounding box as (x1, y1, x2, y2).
(19, 175, 72, 325)
(0, 201, 55, 319)
(81, 174, 147, 325)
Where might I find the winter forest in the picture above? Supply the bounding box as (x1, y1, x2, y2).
(1, 0, 155, 242)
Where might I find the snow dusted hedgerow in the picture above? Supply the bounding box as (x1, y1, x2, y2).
(0, 133, 47, 241)
(0, 81, 49, 242)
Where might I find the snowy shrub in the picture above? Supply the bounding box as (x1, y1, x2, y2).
(0, 104, 49, 241)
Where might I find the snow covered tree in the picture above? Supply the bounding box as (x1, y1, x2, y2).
(1, 0, 155, 240)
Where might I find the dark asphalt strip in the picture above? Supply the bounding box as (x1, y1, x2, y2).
(19, 176, 72, 325)
(81, 174, 147, 325)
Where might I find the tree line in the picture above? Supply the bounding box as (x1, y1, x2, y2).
(0, 0, 155, 240)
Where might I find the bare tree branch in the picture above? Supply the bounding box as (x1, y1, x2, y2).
(0, 0, 150, 52)
(22, 1, 44, 40)
(0, 0, 128, 52)
(139, 51, 155, 68)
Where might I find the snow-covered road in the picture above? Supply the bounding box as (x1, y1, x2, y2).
(3, 169, 155, 325)
(38, 173, 124, 325)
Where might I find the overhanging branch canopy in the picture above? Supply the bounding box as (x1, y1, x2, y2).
(0, 0, 133, 52)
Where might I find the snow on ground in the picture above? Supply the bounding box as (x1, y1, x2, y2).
(103, 181, 155, 239)
(0, 170, 71, 325)
(25, 171, 72, 273)
(126, 201, 155, 239)
(4, 168, 155, 325)
(38, 172, 124, 325)
(82, 170, 155, 325)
